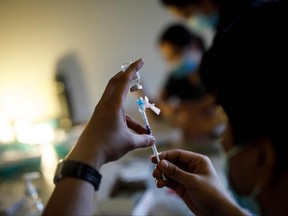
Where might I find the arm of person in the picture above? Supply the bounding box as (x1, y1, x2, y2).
(43, 59, 155, 216)
(152, 149, 250, 216)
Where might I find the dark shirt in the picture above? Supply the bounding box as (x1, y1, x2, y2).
(163, 74, 207, 101)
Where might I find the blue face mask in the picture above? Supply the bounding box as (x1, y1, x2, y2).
(170, 53, 201, 78)
(221, 145, 262, 216)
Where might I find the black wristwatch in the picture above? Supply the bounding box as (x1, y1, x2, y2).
(53, 159, 102, 191)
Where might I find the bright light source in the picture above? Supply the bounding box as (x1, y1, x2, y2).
(0, 113, 15, 144)
(15, 121, 55, 145)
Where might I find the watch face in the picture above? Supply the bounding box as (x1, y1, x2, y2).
(53, 160, 65, 184)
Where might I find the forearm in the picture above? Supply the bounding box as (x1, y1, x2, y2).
(215, 197, 251, 216)
(42, 178, 95, 216)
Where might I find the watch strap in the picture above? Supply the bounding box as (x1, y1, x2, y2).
(54, 159, 102, 191)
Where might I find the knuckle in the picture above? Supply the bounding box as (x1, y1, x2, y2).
(202, 155, 210, 163)
(107, 78, 116, 88)
(200, 155, 211, 166)
(108, 74, 120, 86)
(109, 75, 117, 83)
(167, 163, 179, 177)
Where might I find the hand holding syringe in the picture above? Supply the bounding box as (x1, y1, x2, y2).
(136, 96, 166, 180)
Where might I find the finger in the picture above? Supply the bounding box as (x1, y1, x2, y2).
(151, 149, 204, 171)
(151, 151, 163, 164)
(153, 165, 175, 188)
(130, 133, 155, 149)
(152, 165, 162, 179)
(151, 150, 169, 163)
(158, 159, 195, 187)
(111, 58, 144, 102)
(126, 114, 147, 134)
(100, 71, 123, 101)
(155, 178, 178, 191)
(155, 178, 168, 188)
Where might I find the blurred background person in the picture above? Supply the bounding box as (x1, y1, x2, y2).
(159, 0, 219, 48)
(158, 24, 206, 104)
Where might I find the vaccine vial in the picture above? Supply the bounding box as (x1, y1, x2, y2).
(121, 62, 143, 92)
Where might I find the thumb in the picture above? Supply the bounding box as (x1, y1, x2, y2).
(158, 160, 192, 186)
(132, 134, 155, 149)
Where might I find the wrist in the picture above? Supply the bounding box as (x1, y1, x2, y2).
(66, 143, 106, 171)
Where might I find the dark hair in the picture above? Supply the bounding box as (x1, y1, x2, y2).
(200, 0, 287, 172)
(158, 23, 205, 51)
(160, 0, 199, 8)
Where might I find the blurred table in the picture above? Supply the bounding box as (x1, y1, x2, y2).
(0, 121, 227, 216)
(0, 140, 59, 215)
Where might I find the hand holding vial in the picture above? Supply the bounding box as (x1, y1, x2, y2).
(66, 59, 155, 170)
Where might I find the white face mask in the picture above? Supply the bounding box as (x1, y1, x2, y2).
(221, 145, 263, 216)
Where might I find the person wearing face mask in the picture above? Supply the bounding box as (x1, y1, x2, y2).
(220, 124, 265, 215)
(153, 0, 286, 215)
(158, 24, 206, 102)
(159, 0, 219, 48)
(156, 23, 226, 144)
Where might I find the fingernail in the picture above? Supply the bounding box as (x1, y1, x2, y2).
(154, 178, 158, 184)
(148, 136, 155, 145)
(135, 58, 143, 63)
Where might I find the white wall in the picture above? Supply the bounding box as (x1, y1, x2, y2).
(0, 0, 174, 123)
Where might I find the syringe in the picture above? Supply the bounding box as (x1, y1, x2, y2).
(136, 97, 166, 180)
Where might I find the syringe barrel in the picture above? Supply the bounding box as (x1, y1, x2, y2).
(152, 144, 159, 162)
(151, 144, 166, 180)
(140, 111, 150, 128)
